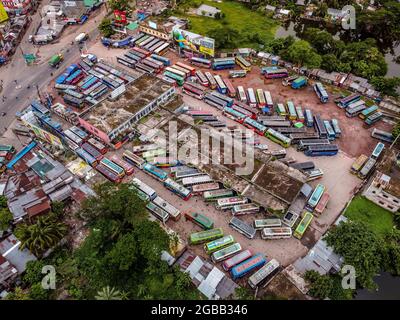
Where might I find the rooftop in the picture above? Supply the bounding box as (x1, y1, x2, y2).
(0, 234, 37, 273)
(82, 75, 173, 133)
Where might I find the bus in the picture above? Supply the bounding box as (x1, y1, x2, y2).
(256, 89, 266, 108)
(0, 145, 15, 153)
(154, 42, 170, 55)
(229, 70, 247, 78)
(243, 118, 266, 136)
(235, 55, 251, 71)
(223, 107, 247, 123)
(204, 94, 228, 109)
(224, 78, 236, 98)
(264, 91, 273, 109)
(214, 75, 227, 94)
(195, 70, 209, 86)
(153, 196, 181, 221)
(254, 218, 282, 230)
(248, 259, 280, 289)
(100, 158, 125, 178)
(236, 86, 247, 103)
(314, 192, 329, 215)
(290, 133, 321, 144)
(122, 150, 146, 169)
(131, 178, 157, 201)
(371, 142, 385, 160)
(165, 66, 186, 79)
(261, 227, 292, 240)
(204, 189, 235, 201)
(189, 228, 224, 245)
(171, 65, 191, 78)
(64, 89, 84, 100)
(192, 182, 220, 195)
(297, 139, 330, 151)
(360, 105, 378, 120)
(133, 144, 160, 154)
(264, 68, 288, 79)
(175, 62, 196, 76)
(184, 212, 214, 230)
(305, 168, 324, 181)
(204, 235, 235, 254)
(212, 58, 235, 70)
(151, 157, 181, 167)
(190, 57, 212, 68)
(305, 144, 339, 157)
(232, 203, 260, 215)
(222, 249, 253, 271)
(182, 175, 213, 187)
(313, 82, 329, 103)
(323, 120, 336, 140)
(143, 163, 168, 181)
(295, 106, 305, 122)
(314, 115, 327, 138)
(96, 163, 122, 183)
(287, 101, 296, 120)
(231, 254, 267, 280)
(247, 88, 257, 108)
(87, 138, 107, 154)
(276, 103, 287, 116)
(358, 157, 376, 179)
(150, 54, 171, 66)
(372, 128, 394, 143)
(294, 212, 313, 239)
(305, 109, 313, 127)
(212, 243, 242, 263)
(164, 71, 184, 86)
(365, 112, 383, 126)
(232, 104, 256, 119)
(216, 197, 248, 210)
(183, 82, 204, 99)
(351, 154, 368, 174)
(307, 184, 325, 209)
(175, 169, 203, 180)
(110, 155, 134, 175)
(75, 147, 98, 167)
(204, 72, 217, 89)
(142, 149, 166, 161)
(265, 128, 291, 148)
(146, 202, 169, 223)
(229, 216, 256, 239)
(82, 142, 103, 161)
(346, 104, 366, 117)
(164, 178, 192, 200)
(210, 91, 234, 107)
(336, 93, 361, 108)
(331, 119, 341, 138)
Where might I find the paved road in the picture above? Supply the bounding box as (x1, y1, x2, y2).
(0, 4, 104, 131)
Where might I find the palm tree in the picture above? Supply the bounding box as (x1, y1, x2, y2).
(16, 215, 67, 256)
(95, 286, 123, 300)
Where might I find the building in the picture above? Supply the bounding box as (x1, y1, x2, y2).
(0, 0, 37, 15)
(195, 4, 221, 18)
(78, 74, 176, 144)
(0, 234, 36, 274)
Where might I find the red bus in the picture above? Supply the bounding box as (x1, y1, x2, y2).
(131, 47, 150, 57)
(110, 155, 135, 175)
(223, 78, 236, 98)
(81, 142, 104, 161)
(175, 62, 196, 76)
(195, 70, 209, 87)
(87, 138, 108, 154)
(96, 163, 122, 183)
(233, 101, 257, 119)
(183, 82, 205, 99)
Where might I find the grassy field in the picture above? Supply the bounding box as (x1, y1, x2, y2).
(344, 196, 394, 237)
(174, 0, 278, 49)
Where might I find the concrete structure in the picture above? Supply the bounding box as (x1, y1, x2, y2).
(79, 74, 176, 144)
(196, 4, 221, 18)
(0, 234, 36, 274)
(1, 0, 37, 15)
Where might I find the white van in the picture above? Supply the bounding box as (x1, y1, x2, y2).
(75, 32, 88, 43)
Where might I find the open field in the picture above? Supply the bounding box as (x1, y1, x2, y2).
(174, 0, 278, 49)
(344, 196, 394, 237)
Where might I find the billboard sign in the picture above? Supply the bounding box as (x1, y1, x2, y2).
(0, 3, 9, 23)
(172, 27, 215, 57)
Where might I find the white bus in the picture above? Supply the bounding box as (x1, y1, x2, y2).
(192, 182, 220, 195)
(211, 243, 242, 263)
(237, 86, 247, 103)
(247, 88, 257, 108)
(264, 91, 273, 108)
(131, 178, 157, 200)
(232, 203, 260, 215)
(261, 227, 292, 240)
(182, 175, 213, 187)
(152, 196, 181, 221)
(229, 216, 256, 239)
(123, 150, 146, 169)
(254, 218, 282, 230)
(132, 144, 160, 154)
(216, 197, 248, 210)
(248, 259, 280, 289)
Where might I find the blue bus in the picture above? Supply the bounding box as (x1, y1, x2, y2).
(305, 109, 313, 127)
(331, 119, 341, 137)
(56, 64, 79, 84)
(143, 163, 168, 181)
(313, 82, 329, 103)
(305, 144, 339, 157)
(150, 54, 171, 66)
(212, 58, 235, 70)
(210, 91, 234, 107)
(81, 76, 98, 90)
(231, 254, 267, 280)
(323, 120, 336, 140)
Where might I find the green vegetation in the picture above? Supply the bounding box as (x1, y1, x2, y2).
(344, 196, 394, 237)
(98, 18, 115, 38)
(305, 270, 353, 300)
(174, 0, 278, 49)
(370, 77, 400, 97)
(392, 121, 400, 139)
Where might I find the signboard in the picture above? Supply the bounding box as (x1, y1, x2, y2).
(172, 27, 215, 57)
(0, 3, 9, 23)
(114, 10, 127, 25)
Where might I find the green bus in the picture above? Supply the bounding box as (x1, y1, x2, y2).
(0, 145, 15, 153)
(204, 235, 235, 254)
(189, 228, 224, 245)
(265, 128, 291, 148)
(294, 212, 313, 239)
(185, 212, 214, 230)
(276, 103, 287, 116)
(203, 189, 234, 201)
(164, 71, 184, 86)
(211, 243, 242, 263)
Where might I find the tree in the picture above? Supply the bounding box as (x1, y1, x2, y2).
(29, 283, 49, 300)
(104, 232, 138, 271)
(23, 260, 46, 286)
(392, 121, 400, 139)
(98, 18, 115, 38)
(51, 201, 65, 217)
(15, 214, 67, 256)
(95, 286, 123, 300)
(0, 195, 8, 208)
(321, 54, 341, 73)
(0, 208, 12, 231)
(6, 287, 30, 300)
(108, 0, 130, 11)
(305, 270, 353, 300)
(325, 221, 383, 289)
(285, 40, 322, 68)
(370, 76, 400, 97)
(235, 287, 255, 300)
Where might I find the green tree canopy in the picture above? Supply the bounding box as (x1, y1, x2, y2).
(285, 40, 322, 68)
(370, 76, 400, 97)
(98, 18, 115, 38)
